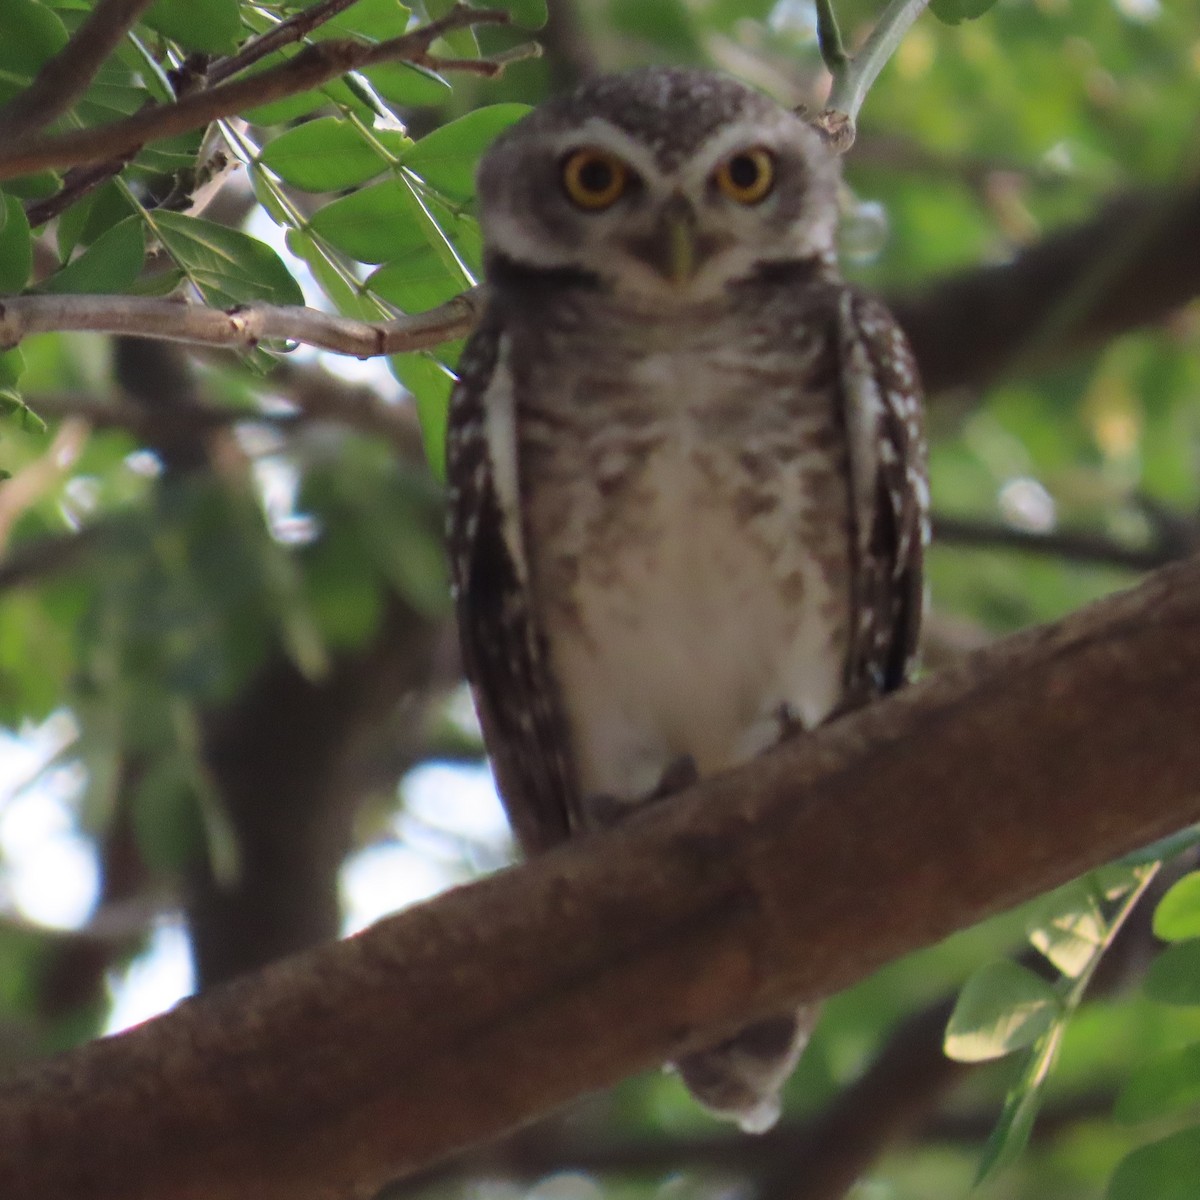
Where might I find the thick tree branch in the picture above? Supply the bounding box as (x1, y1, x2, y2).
(391, 855, 1175, 1200)
(893, 183, 1200, 396)
(0, 556, 1199, 1200)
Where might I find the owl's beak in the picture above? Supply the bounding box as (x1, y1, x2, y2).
(661, 197, 699, 284)
(628, 195, 701, 285)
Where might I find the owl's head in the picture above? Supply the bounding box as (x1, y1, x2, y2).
(476, 68, 842, 303)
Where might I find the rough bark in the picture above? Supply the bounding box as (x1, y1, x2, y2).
(0, 555, 1198, 1200)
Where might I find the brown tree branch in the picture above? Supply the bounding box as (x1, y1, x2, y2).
(391, 854, 1176, 1200)
(0, 0, 158, 141)
(0, 290, 483, 356)
(205, 0, 366, 87)
(892, 183, 1200, 395)
(932, 513, 1185, 573)
(193, 596, 445, 984)
(0, 555, 1198, 1200)
(0, 6, 516, 182)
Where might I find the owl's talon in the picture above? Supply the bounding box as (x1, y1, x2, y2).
(585, 753, 699, 830)
(650, 753, 700, 799)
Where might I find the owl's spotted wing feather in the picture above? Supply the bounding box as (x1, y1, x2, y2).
(446, 313, 578, 855)
(839, 290, 928, 703)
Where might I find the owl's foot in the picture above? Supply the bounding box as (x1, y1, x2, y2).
(651, 752, 700, 798)
(584, 754, 700, 830)
(674, 1005, 820, 1134)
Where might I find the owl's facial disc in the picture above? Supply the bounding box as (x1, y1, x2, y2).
(476, 74, 842, 303)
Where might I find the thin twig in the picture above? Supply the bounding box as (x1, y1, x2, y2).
(206, 0, 365, 86)
(933, 513, 1183, 573)
(0, 289, 483, 357)
(814, 0, 931, 146)
(24, 160, 131, 228)
(0, 0, 159, 141)
(0, 5, 514, 182)
(813, 0, 848, 73)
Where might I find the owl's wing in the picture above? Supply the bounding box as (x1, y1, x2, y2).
(838, 290, 929, 700)
(445, 314, 578, 855)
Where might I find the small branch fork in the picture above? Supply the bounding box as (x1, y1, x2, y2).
(0, 5, 535, 182)
(812, 0, 931, 150)
(0, 290, 483, 358)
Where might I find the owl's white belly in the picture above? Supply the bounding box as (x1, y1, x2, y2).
(542, 434, 846, 807)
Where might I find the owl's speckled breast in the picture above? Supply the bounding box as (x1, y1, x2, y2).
(508, 284, 853, 809)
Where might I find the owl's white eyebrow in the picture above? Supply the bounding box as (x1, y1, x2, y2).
(547, 119, 667, 182)
(676, 118, 796, 186)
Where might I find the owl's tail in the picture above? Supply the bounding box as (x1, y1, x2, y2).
(674, 1006, 819, 1134)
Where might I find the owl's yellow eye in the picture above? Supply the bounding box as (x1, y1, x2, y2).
(561, 148, 629, 210)
(713, 148, 776, 204)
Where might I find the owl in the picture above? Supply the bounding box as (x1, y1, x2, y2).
(445, 67, 928, 1132)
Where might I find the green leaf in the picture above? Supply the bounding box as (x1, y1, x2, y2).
(242, 85, 330, 127)
(945, 960, 1060, 1062)
(302, 529, 385, 651)
(1116, 1044, 1200, 1124)
(401, 104, 531, 202)
(259, 118, 412, 192)
(0, 387, 44, 432)
(131, 754, 205, 873)
(0, 170, 61, 201)
(0, 194, 32, 293)
(396, 175, 473, 286)
(0, 0, 68, 106)
(1155, 873, 1200, 942)
(78, 181, 137, 249)
(363, 62, 452, 107)
(0, 351, 27, 389)
(150, 211, 305, 308)
(976, 1073, 1045, 1183)
(309, 178, 427, 264)
(285, 228, 377, 320)
(367, 245, 463, 313)
(1028, 885, 1106, 978)
(930, 0, 999, 23)
(142, 0, 241, 53)
(1109, 1128, 1200, 1200)
(391, 351, 454, 478)
(1123, 825, 1200, 867)
(421, 0, 480, 57)
(361, 498, 449, 618)
(40, 216, 145, 294)
(1146, 940, 1200, 1006)
(317, 0, 410, 39)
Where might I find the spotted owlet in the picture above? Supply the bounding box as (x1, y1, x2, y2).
(446, 67, 928, 1132)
